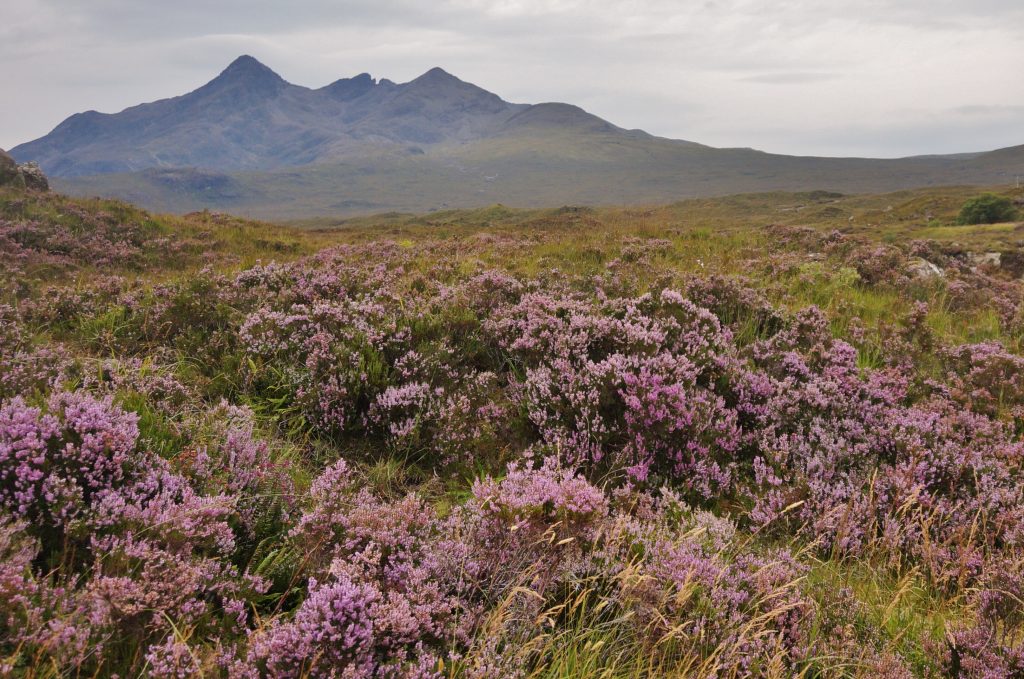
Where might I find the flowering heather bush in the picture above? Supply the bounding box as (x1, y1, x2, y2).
(249, 572, 382, 677)
(943, 555, 1024, 677)
(262, 457, 820, 677)
(0, 305, 69, 399)
(185, 404, 297, 536)
(0, 518, 47, 657)
(940, 341, 1024, 419)
(615, 525, 812, 671)
(0, 391, 139, 530)
(468, 458, 610, 600)
(0, 216, 144, 274)
(289, 458, 480, 639)
(0, 198, 178, 293)
(5, 189, 1024, 675)
(0, 391, 269, 673)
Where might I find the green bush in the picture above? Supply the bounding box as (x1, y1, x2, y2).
(956, 193, 1019, 225)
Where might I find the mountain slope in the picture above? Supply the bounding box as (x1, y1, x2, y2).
(52, 137, 1024, 221)
(11, 56, 1024, 218)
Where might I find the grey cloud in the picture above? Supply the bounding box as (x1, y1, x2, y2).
(950, 104, 1024, 117)
(2, 1, 1022, 157)
(739, 72, 841, 84)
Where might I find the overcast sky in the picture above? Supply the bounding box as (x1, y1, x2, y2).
(3, 0, 1022, 157)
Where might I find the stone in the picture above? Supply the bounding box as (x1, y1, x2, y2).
(907, 257, 944, 279)
(967, 251, 1001, 268)
(0, 148, 25, 189)
(0, 150, 50, 191)
(17, 161, 49, 191)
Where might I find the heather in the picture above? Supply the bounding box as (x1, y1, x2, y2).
(1, 187, 1024, 676)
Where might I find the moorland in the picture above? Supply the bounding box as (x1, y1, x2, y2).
(2, 180, 1024, 676)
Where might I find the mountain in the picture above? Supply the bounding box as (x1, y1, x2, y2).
(11, 56, 1024, 218)
(12, 56, 532, 177)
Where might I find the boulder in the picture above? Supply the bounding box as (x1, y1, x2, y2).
(0, 150, 49, 191)
(17, 161, 49, 191)
(967, 251, 1001, 269)
(0, 148, 25, 188)
(907, 257, 944, 280)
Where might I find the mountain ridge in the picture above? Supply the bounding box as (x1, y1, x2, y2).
(11, 55, 1024, 218)
(10, 56, 535, 176)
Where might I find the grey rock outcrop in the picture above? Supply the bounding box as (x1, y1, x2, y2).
(968, 251, 1001, 269)
(907, 257, 944, 280)
(0, 149, 50, 191)
(0, 148, 25, 188)
(18, 161, 49, 191)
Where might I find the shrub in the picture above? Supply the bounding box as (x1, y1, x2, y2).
(957, 193, 1018, 225)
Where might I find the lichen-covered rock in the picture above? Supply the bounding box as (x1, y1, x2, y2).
(18, 161, 49, 191)
(906, 257, 944, 279)
(0, 150, 49, 191)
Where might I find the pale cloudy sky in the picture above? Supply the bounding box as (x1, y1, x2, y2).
(2, 0, 1022, 157)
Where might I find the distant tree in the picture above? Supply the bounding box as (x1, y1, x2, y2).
(957, 193, 1019, 225)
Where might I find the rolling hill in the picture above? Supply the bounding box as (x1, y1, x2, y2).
(10, 55, 1024, 219)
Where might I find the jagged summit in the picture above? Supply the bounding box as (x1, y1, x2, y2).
(9, 56, 537, 176)
(202, 55, 289, 96)
(221, 55, 273, 73)
(406, 66, 488, 94)
(321, 72, 378, 100)
(219, 55, 282, 77)
(412, 66, 459, 83)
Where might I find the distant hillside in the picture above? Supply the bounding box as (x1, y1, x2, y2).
(11, 56, 1024, 218)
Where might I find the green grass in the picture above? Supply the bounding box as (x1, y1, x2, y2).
(805, 560, 962, 676)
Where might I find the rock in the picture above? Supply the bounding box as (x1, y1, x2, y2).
(907, 257, 944, 279)
(0, 150, 49, 191)
(967, 251, 1001, 268)
(0, 148, 25, 188)
(17, 161, 49, 191)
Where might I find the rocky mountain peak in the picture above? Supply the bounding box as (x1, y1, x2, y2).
(204, 55, 288, 95)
